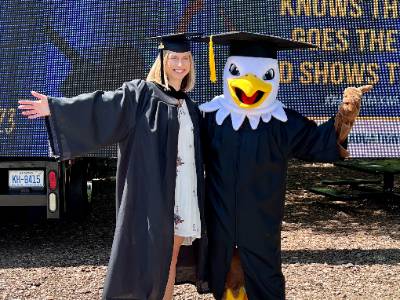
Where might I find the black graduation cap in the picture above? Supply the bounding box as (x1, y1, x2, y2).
(148, 32, 202, 52)
(148, 33, 202, 84)
(195, 31, 317, 83)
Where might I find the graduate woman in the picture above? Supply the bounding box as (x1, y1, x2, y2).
(18, 33, 208, 300)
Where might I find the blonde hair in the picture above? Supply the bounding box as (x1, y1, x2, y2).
(146, 50, 195, 92)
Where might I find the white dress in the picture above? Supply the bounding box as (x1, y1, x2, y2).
(174, 100, 201, 246)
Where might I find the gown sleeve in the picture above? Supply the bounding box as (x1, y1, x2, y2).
(285, 109, 345, 162)
(45, 80, 146, 160)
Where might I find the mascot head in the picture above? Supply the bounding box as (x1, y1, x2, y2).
(198, 32, 316, 130)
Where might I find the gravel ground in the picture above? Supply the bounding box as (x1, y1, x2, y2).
(1, 159, 400, 300)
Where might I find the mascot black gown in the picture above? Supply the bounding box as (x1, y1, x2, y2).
(197, 32, 371, 300)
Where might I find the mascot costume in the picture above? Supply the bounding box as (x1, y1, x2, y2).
(198, 32, 372, 300)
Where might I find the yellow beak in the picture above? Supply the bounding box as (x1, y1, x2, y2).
(228, 74, 272, 109)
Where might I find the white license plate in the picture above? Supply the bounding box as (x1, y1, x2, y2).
(8, 170, 45, 188)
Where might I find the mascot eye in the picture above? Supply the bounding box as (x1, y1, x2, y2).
(229, 63, 240, 76)
(263, 68, 275, 80)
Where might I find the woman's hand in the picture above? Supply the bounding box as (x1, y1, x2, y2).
(18, 91, 50, 119)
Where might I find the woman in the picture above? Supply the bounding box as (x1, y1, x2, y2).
(18, 33, 207, 300)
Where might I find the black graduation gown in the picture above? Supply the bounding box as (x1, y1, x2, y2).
(45, 80, 208, 300)
(203, 108, 342, 300)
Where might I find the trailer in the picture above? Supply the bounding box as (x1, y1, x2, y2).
(0, 157, 92, 219)
(1, 95, 117, 219)
(0, 15, 123, 219)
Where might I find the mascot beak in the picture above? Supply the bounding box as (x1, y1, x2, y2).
(228, 74, 272, 109)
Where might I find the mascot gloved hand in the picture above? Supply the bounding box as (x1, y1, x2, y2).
(335, 85, 373, 157)
(196, 32, 371, 300)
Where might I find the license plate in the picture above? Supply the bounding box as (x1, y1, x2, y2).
(8, 170, 45, 188)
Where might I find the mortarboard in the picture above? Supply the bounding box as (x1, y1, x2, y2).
(147, 33, 202, 84)
(195, 31, 317, 83)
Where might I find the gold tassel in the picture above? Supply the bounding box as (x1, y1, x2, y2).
(209, 35, 217, 83)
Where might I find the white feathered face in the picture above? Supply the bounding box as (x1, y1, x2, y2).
(222, 56, 280, 114)
(199, 55, 287, 130)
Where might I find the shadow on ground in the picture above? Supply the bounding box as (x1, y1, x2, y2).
(284, 159, 400, 239)
(1, 160, 399, 269)
(0, 180, 116, 269)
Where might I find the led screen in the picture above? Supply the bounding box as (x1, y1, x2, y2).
(0, 0, 399, 157)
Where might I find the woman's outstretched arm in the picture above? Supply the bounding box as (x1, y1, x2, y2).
(18, 80, 146, 159)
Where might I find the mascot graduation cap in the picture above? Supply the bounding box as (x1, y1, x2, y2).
(198, 32, 372, 300)
(200, 32, 300, 130)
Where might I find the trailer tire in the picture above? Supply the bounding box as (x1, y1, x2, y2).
(66, 161, 91, 220)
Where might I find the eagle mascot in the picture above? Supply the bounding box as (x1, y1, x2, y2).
(198, 32, 372, 300)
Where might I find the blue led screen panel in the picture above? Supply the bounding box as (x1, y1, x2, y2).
(0, 0, 399, 158)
